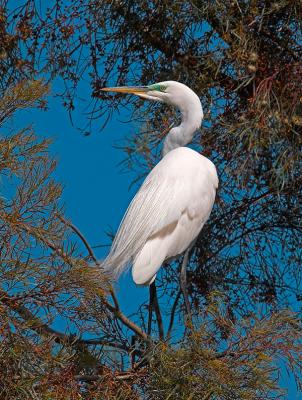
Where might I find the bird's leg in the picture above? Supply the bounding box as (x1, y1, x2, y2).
(147, 282, 156, 335)
(180, 240, 196, 324)
(180, 248, 191, 322)
(152, 282, 164, 340)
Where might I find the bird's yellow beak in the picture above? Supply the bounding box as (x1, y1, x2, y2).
(100, 86, 150, 95)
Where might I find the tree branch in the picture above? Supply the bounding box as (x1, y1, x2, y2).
(15, 218, 152, 344)
(75, 372, 140, 382)
(111, 4, 237, 90)
(0, 288, 132, 352)
(102, 296, 151, 344)
(56, 213, 98, 264)
(54, 214, 149, 340)
(166, 290, 181, 341)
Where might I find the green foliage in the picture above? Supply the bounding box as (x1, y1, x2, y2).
(0, 332, 79, 400)
(148, 298, 302, 399)
(0, 80, 48, 124)
(0, 80, 115, 399)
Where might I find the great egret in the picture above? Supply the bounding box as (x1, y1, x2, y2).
(101, 81, 218, 296)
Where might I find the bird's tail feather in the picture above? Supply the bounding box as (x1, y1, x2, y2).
(101, 251, 132, 280)
(100, 170, 173, 279)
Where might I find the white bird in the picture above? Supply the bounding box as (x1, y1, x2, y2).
(101, 81, 218, 290)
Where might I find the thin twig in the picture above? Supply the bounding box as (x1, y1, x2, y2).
(56, 213, 98, 263)
(102, 296, 151, 343)
(53, 214, 151, 343)
(14, 219, 152, 344)
(0, 288, 132, 352)
(202, 391, 214, 400)
(166, 290, 181, 341)
(75, 372, 139, 382)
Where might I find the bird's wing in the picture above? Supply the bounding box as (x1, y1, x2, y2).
(103, 148, 218, 278)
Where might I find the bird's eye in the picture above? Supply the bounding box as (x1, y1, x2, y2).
(148, 83, 167, 93)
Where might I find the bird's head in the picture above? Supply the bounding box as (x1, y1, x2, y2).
(100, 81, 202, 115)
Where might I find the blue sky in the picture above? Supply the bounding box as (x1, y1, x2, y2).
(11, 80, 149, 315)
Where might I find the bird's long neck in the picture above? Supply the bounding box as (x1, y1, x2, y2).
(162, 97, 203, 157)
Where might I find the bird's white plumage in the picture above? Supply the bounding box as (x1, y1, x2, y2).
(101, 81, 218, 285)
(103, 146, 218, 285)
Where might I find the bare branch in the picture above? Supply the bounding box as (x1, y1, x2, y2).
(166, 290, 181, 341)
(56, 213, 98, 264)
